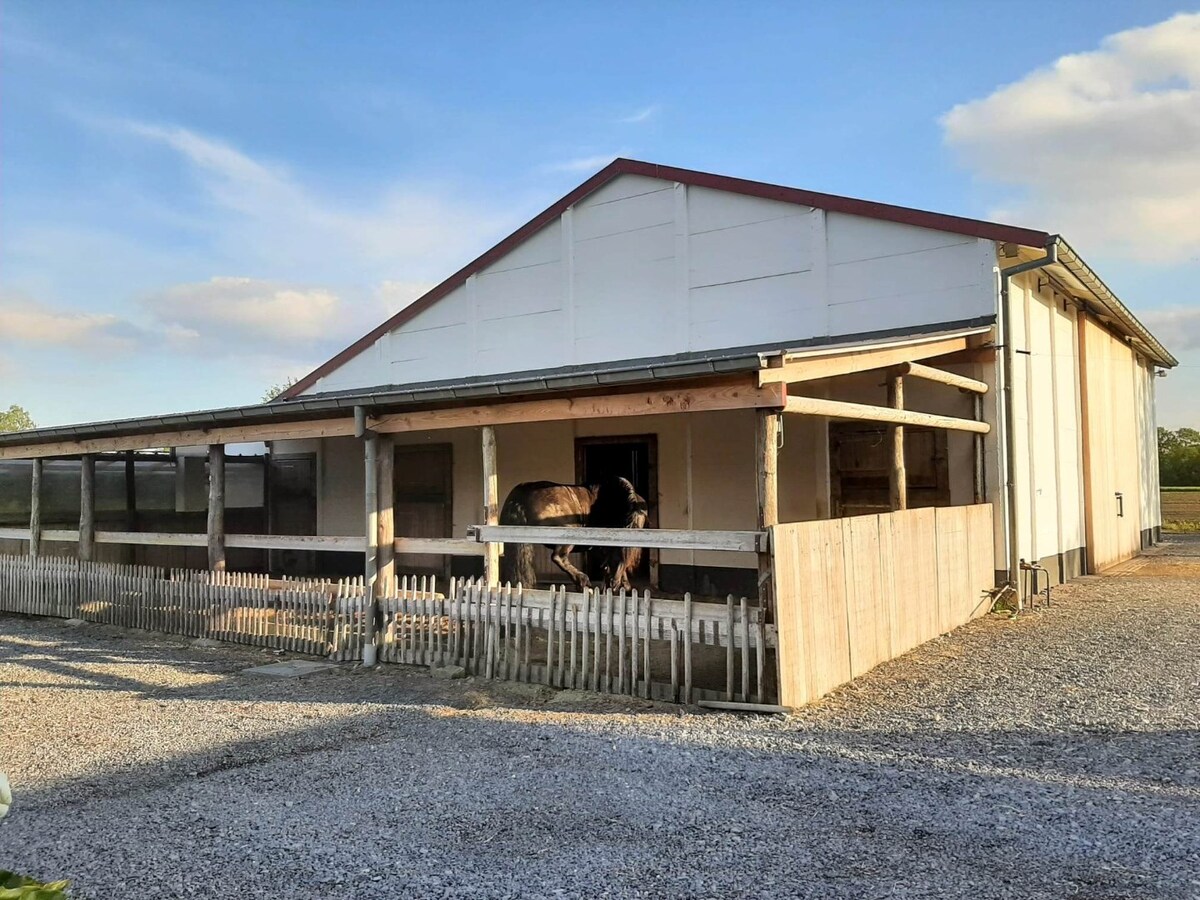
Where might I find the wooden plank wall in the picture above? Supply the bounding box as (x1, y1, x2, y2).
(773, 504, 994, 707)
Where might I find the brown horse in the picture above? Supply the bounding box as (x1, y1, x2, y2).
(499, 476, 648, 591)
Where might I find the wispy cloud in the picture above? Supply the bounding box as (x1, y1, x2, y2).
(1141, 307, 1200, 351)
(619, 105, 659, 124)
(547, 153, 621, 174)
(942, 12, 1200, 263)
(145, 277, 347, 349)
(110, 118, 510, 282)
(0, 293, 141, 353)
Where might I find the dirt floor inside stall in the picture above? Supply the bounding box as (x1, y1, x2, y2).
(1, 537, 1198, 899)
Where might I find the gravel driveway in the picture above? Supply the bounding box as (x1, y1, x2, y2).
(2, 538, 1198, 899)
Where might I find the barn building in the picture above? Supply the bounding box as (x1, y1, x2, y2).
(0, 160, 1175, 706)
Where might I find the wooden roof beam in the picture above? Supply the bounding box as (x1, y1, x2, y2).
(784, 395, 990, 433)
(758, 335, 970, 386)
(892, 361, 988, 394)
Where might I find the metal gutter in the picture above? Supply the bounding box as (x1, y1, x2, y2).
(1051, 238, 1177, 368)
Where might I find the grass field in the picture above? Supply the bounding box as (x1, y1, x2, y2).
(1161, 488, 1200, 532)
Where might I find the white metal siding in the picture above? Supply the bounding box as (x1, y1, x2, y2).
(305, 175, 999, 395)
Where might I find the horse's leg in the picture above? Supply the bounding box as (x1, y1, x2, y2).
(550, 545, 590, 592)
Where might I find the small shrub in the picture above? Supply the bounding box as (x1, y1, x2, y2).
(0, 774, 71, 898)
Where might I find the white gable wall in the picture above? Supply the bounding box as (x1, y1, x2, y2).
(305, 175, 999, 395)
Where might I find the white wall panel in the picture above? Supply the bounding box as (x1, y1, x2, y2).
(302, 175, 999, 396)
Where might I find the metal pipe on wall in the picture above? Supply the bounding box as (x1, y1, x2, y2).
(998, 237, 1059, 604)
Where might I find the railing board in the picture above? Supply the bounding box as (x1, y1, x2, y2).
(469, 525, 764, 553)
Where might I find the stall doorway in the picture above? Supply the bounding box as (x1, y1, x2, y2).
(394, 443, 454, 577)
(829, 424, 949, 517)
(575, 435, 657, 586)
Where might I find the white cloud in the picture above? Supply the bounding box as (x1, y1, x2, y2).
(0, 294, 139, 352)
(548, 153, 621, 174)
(145, 277, 348, 349)
(1141, 307, 1200, 351)
(115, 119, 509, 282)
(942, 12, 1200, 263)
(619, 105, 659, 124)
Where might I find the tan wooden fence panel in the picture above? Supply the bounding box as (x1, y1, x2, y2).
(774, 504, 995, 708)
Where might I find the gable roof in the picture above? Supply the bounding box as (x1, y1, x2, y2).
(277, 159, 1097, 398)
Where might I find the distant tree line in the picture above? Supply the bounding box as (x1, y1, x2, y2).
(1159, 427, 1200, 486)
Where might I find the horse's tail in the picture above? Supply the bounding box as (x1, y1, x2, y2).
(499, 490, 538, 589)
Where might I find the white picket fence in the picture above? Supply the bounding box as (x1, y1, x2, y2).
(0, 554, 773, 703)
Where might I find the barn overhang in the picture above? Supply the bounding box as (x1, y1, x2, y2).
(0, 318, 994, 460)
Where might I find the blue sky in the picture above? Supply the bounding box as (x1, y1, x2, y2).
(3, 1, 1198, 427)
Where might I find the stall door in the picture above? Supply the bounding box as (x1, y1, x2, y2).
(394, 444, 453, 576)
(1081, 317, 1143, 569)
(829, 424, 949, 516)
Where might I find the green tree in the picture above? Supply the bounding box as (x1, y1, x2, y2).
(0, 405, 35, 433)
(262, 377, 299, 403)
(1158, 427, 1200, 486)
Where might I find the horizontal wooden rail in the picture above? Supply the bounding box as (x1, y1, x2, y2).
(4, 530, 486, 556)
(97, 531, 209, 547)
(894, 362, 988, 394)
(784, 396, 990, 433)
(395, 537, 485, 557)
(469, 525, 765, 553)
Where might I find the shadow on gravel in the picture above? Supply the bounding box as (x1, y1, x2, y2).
(3, 695, 1198, 900)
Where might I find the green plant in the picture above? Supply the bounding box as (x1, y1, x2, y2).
(0, 775, 71, 899)
(0, 871, 70, 900)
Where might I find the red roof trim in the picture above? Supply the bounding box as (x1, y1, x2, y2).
(281, 159, 1051, 399)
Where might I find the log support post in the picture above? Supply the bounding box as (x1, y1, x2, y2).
(756, 411, 780, 619)
(376, 435, 395, 596)
(888, 375, 907, 511)
(29, 458, 43, 559)
(973, 394, 986, 505)
(362, 427, 379, 666)
(482, 425, 500, 586)
(207, 444, 226, 572)
(80, 454, 96, 562)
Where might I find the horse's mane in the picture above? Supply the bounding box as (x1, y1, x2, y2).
(588, 476, 648, 529)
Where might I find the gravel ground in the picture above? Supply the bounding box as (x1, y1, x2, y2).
(2, 539, 1198, 899)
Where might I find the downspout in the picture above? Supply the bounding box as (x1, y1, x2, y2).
(998, 236, 1058, 605)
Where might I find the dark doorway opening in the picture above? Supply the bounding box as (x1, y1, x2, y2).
(394, 443, 454, 577)
(268, 455, 317, 577)
(575, 435, 658, 586)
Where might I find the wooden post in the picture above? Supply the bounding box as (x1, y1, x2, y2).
(973, 395, 986, 505)
(756, 411, 779, 619)
(888, 375, 907, 511)
(79, 454, 96, 562)
(207, 444, 226, 572)
(29, 458, 43, 559)
(482, 425, 500, 586)
(376, 435, 395, 595)
(363, 432, 379, 666)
